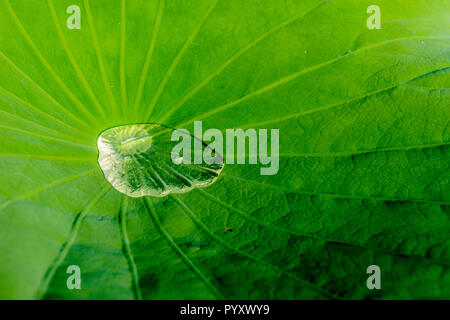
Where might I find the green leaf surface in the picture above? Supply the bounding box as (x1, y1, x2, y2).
(0, 0, 449, 299)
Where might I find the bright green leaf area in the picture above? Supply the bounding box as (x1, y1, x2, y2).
(0, 0, 449, 299)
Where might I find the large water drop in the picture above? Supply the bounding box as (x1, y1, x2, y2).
(97, 124, 223, 197)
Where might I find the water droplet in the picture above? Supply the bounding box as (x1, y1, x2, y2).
(97, 124, 223, 197)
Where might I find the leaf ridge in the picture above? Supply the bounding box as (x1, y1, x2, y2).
(0, 86, 89, 139)
(4, 0, 100, 127)
(0, 50, 93, 133)
(239, 65, 450, 129)
(174, 37, 450, 128)
(0, 124, 96, 150)
(171, 194, 341, 299)
(47, 0, 107, 121)
(0, 154, 96, 162)
(119, 0, 128, 117)
(143, 197, 224, 299)
(221, 174, 450, 205)
(133, 0, 165, 112)
(196, 189, 450, 267)
(0, 167, 100, 212)
(84, 0, 119, 114)
(157, 0, 329, 123)
(0, 108, 90, 146)
(144, 0, 219, 120)
(271, 142, 450, 158)
(35, 184, 111, 299)
(118, 196, 143, 300)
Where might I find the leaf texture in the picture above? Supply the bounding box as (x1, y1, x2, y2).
(0, 0, 449, 299)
